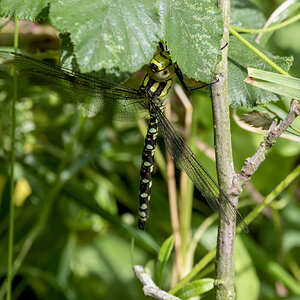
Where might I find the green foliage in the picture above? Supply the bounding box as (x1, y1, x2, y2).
(245, 68, 300, 99)
(174, 278, 214, 299)
(235, 236, 260, 300)
(0, 0, 295, 107)
(50, 0, 160, 73)
(231, 0, 266, 29)
(0, 0, 223, 82)
(0, 0, 49, 21)
(158, 0, 223, 82)
(155, 235, 174, 287)
(228, 34, 293, 107)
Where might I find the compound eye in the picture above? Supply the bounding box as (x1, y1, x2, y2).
(151, 63, 158, 71)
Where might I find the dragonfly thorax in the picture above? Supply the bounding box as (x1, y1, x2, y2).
(139, 73, 172, 105)
(138, 50, 175, 105)
(150, 51, 174, 82)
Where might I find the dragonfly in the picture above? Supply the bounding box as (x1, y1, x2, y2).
(0, 43, 248, 232)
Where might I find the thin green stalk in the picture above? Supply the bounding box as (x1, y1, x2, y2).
(0, 111, 84, 299)
(231, 13, 300, 33)
(238, 164, 300, 233)
(229, 26, 290, 76)
(169, 249, 216, 295)
(130, 237, 135, 267)
(170, 164, 300, 294)
(286, 253, 300, 284)
(6, 16, 18, 300)
(186, 213, 217, 270)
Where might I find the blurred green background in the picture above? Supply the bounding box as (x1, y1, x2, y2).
(0, 0, 300, 299)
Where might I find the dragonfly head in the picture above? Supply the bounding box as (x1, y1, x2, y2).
(150, 51, 174, 81)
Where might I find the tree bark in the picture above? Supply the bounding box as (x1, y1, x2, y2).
(211, 0, 237, 299)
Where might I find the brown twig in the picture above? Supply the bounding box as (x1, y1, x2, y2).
(133, 265, 181, 300)
(165, 102, 183, 282)
(233, 99, 300, 194)
(174, 83, 194, 276)
(211, 0, 237, 298)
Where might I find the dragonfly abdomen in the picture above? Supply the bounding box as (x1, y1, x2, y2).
(138, 111, 158, 230)
(137, 73, 172, 229)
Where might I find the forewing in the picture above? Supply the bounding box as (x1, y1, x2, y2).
(152, 102, 248, 232)
(0, 51, 149, 121)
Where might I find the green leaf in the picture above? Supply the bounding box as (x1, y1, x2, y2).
(239, 110, 273, 130)
(174, 278, 214, 299)
(244, 79, 300, 99)
(1, 0, 226, 83)
(59, 33, 132, 82)
(49, 0, 160, 73)
(231, 0, 266, 29)
(248, 67, 300, 89)
(241, 235, 300, 295)
(73, 234, 148, 299)
(283, 230, 300, 253)
(228, 34, 293, 107)
(64, 181, 160, 254)
(235, 236, 260, 300)
(57, 232, 77, 287)
(159, 0, 223, 82)
(0, 0, 49, 21)
(155, 235, 174, 287)
(20, 265, 70, 298)
(245, 68, 300, 99)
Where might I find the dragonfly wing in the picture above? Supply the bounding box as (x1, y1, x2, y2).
(152, 101, 248, 232)
(0, 51, 150, 121)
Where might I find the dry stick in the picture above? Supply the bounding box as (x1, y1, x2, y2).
(165, 102, 183, 282)
(196, 137, 268, 214)
(211, 0, 238, 299)
(233, 99, 300, 192)
(133, 265, 181, 300)
(174, 84, 194, 276)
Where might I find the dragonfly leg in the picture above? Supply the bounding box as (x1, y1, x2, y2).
(138, 110, 158, 230)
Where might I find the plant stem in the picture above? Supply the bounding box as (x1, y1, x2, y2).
(231, 13, 300, 33)
(134, 265, 181, 300)
(165, 102, 183, 280)
(0, 112, 84, 299)
(235, 99, 300, 190)
(6, 16, 18, 300)
(169, 249, 216, 295)
(212, 1, 238, 299)
(175, 84, 195, 277)
(169, 162, 300, 295)
(229, 26, 290, 76)
(238, 164, 300, 232)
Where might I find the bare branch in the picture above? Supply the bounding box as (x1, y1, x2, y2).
(133, 265, 181, 300)
(212, 0, 237, 299)
(233, 99, 300, 193)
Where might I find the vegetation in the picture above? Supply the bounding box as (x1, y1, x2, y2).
(0, 0, 299, 299)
